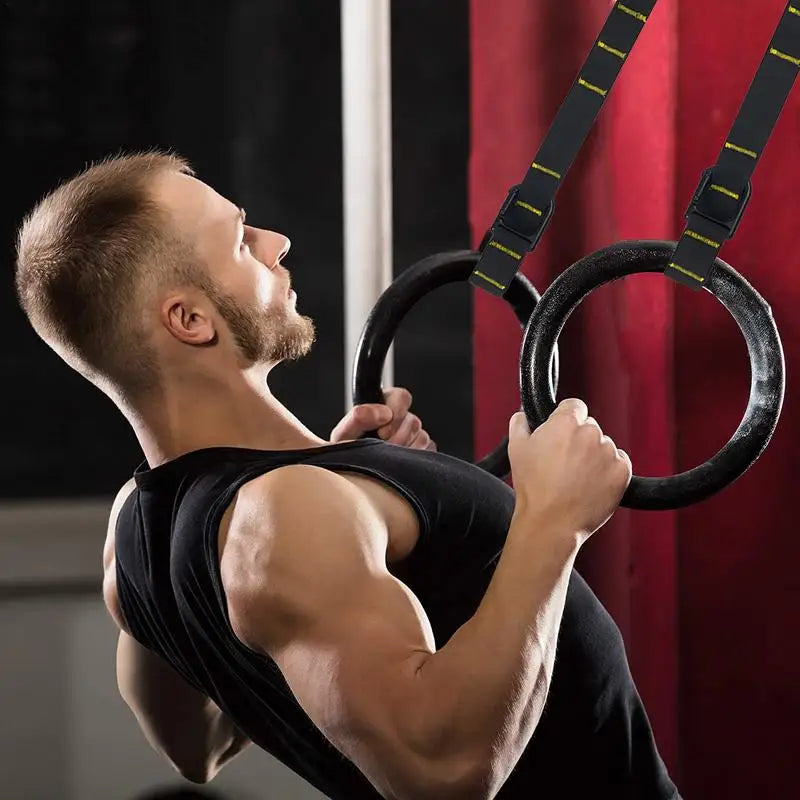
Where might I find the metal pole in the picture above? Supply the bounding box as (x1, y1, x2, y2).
(341, 0, 394, 410)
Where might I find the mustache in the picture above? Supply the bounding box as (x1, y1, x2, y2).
(275, 263, 290, 281)
(276, 265, 292, 294)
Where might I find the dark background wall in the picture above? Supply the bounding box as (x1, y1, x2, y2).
(0, 0, 471, 499)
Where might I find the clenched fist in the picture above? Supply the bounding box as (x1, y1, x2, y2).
(508, 399, 632, 542)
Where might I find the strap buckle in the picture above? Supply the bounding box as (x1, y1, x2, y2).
(471, 185, 555, 297)
(491, 184, 554, 254)
(686, 167, 752, 239)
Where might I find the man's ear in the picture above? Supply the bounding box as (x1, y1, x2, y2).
(160, 294, 217, 346)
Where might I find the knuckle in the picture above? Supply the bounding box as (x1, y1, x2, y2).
(601, 437, 619, 457)
(616, 450, 632, 471)
(552, 412, 575, 431)
(577, 422, 602, 442)
(563, 398, 587, 414)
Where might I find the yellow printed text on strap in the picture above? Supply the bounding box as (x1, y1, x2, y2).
(472, 270, 507, 291)
(710, 184, 740, 200)
(487, 241, 522, 261)
(597, 41, 627, 60)
(578, 78, 607, 97)
(789, 6, 800, 17)
(724, 141, 758, 159)
(617, 3, 648, 23)
(531, 162, 561, 180)
(770, 47, 800, 67)
(514, 200, 543, 216)
(668, 262, 705, 283)
(685, 230, 721, 249)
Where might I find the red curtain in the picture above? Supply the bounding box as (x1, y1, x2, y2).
(470, 0, 799, 795)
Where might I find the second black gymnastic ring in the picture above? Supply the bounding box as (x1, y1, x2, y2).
(520, 240, 785, 510)
(352, 249, 558, 478)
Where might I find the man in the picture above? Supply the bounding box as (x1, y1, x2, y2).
(15, 151, 680, 799)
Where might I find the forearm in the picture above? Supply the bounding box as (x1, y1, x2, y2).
(148, 700, 250, 784)
(410, 506, 580, 784)
(206, 711, 252, 780)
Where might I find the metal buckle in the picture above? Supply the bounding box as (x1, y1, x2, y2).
(491, 184, 554, 253)
(686, 168, 752, 238)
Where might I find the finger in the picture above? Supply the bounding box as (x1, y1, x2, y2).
(377, 389, 412, 439)
(550, 398, 588, 423)
(509, 411, 531, 439)
(354, 403, 393, 430)
(600, 433, 617, 451)
(388, 412, 422, 445)
(329, 412, 358, 443)
(407, 428, 431, 451)
(580, 416, 605, 443)
(616, 448, 633, 489)
(382, 387, 413, 416)
(378, 416, 404, 440)
(426, 439, 438, 452)
(330, 404, 393, 442)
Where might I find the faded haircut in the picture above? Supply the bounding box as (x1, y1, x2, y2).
(15, 150, 198, 398)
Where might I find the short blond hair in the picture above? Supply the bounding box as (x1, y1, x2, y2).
(15, 150, 196, 397)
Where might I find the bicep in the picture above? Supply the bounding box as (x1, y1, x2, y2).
(246, 565, 441, 796)
(224, 467, 442, 794)
(275, 567, 436, 744)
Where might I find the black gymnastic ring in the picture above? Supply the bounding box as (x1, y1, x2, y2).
(352, 249, 558, 478)
(520, 240, 785, 510)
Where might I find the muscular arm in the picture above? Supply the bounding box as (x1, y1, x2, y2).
(223, 465, 581, 800)
(103, 480, 250, 783)
(115, 631, 250, 783)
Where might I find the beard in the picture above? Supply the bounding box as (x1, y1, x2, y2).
(206, 282, 316, 366)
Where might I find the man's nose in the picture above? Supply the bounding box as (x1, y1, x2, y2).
(261, 230, 291, 269)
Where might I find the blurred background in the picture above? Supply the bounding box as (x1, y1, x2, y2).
(2, 0, 799, 798)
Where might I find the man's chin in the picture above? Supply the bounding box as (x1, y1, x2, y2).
(272, 330, 316, 363)
(250, 311, 315, 365)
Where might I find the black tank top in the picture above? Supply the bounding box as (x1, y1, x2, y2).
(115, 439, 679, 799)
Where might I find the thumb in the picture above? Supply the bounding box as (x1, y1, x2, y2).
(357, 403, 393, 426)
(509, 411, 531, 440)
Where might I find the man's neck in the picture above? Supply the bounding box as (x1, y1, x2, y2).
(126, 373, 329, 467)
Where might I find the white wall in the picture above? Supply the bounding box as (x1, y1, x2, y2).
(0, 500, 326, 800)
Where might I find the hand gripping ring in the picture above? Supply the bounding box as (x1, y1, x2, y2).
(520, 240, 785, 510)
(352, 250, 558, 478)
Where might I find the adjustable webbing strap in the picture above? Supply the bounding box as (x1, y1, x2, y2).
(470, 0, 658, 297)
(666, 2, 800, 289)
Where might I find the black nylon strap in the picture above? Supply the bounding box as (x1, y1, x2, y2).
(470, 0, 658, 297)
(666, 2, 800, 289)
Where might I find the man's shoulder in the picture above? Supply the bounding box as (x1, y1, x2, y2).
(218, 465, 388, 652)
(220, 464, 387, 621)
(240, 461, 354, 491)
(234, 463, 368, 522)
(103, 477, 138, 568)
(103, 477, 138, 632)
